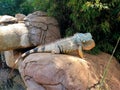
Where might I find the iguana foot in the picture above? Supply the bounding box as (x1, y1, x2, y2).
(78, 46, 84, 59)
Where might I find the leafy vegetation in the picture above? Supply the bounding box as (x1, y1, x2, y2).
(0, 0, 119, 60)
(0, 0, 25, 15)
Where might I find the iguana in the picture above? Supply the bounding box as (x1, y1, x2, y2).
(13, 33, 95, 66)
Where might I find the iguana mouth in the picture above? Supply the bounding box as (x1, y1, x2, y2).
(82, 39, 95, 50)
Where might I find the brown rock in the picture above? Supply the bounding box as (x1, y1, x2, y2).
(32, 11, 47, 16)
(3, 11, 61, 68)
(26, 17, 59, 25)
(15, 13, 26, 22)
(45, 24, 61, 44)
(18, 53, 120, 90)
(24, 11, 58, 25)
(25, 11, 61, 46)
(19, 53, 98, 90)
(0, 11, 61, 51)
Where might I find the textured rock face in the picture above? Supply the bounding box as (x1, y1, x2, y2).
(19, 53, 98, 90)
(0, 11, 61, 51)
(24, 11, 61, 45)
(0, 23, 30, 51)
(4, 50, 22, 69)
(18, 53, 120, 90)
(0, 15, 17, 25)
(15, 13, 26, 22)
(1, 11, 61, 68)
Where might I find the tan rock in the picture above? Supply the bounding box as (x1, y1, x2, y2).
(15, 13, 26, 22)
(3, 11, 61, 68)
(0, 11, 61, 50)
(0, 23, 31, 51)
(4, 50, 22, 69)
(0, 15, 17, 25)
(19, 53, 98, 90)
(18, 53, 120, 90)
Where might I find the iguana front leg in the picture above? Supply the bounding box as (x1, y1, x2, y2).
(78, 46, 84, 58)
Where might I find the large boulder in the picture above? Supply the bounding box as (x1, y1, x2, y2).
(18, 53, 120, 90)
(19, 53, 92, 90)
(0, 23, 30, 50)
(1, 11, 61, 68)
(0, 11, 61, 51)
(0, 15, 17, 25)
(24, 11, 60, 45)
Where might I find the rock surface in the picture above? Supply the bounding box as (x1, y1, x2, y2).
(3, 11, 61, 68)
(0, 15, 17, 25)
(24, 11, 60, 46)
(15, 13, 26, 22)
(18, 52, 120, 90)
(0, 68, 25, 90)
(0, 23, 30, 51)
(4, 50, 22, 69)
(0, 11, 61, 51)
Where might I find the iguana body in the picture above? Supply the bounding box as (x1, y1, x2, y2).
(9, 33, 95, 76)
(14, 33, 95, 68)
(13, 33, 95, 66)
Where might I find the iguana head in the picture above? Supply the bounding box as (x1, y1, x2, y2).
(81, 39, 95, 50)
(74, 33, 95, 50)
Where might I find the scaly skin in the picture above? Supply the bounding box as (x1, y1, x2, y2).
(10, 33, 95, 75)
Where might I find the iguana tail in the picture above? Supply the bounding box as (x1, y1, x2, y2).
(9, 47, 42, 78)
(21, 47, 39, 59)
